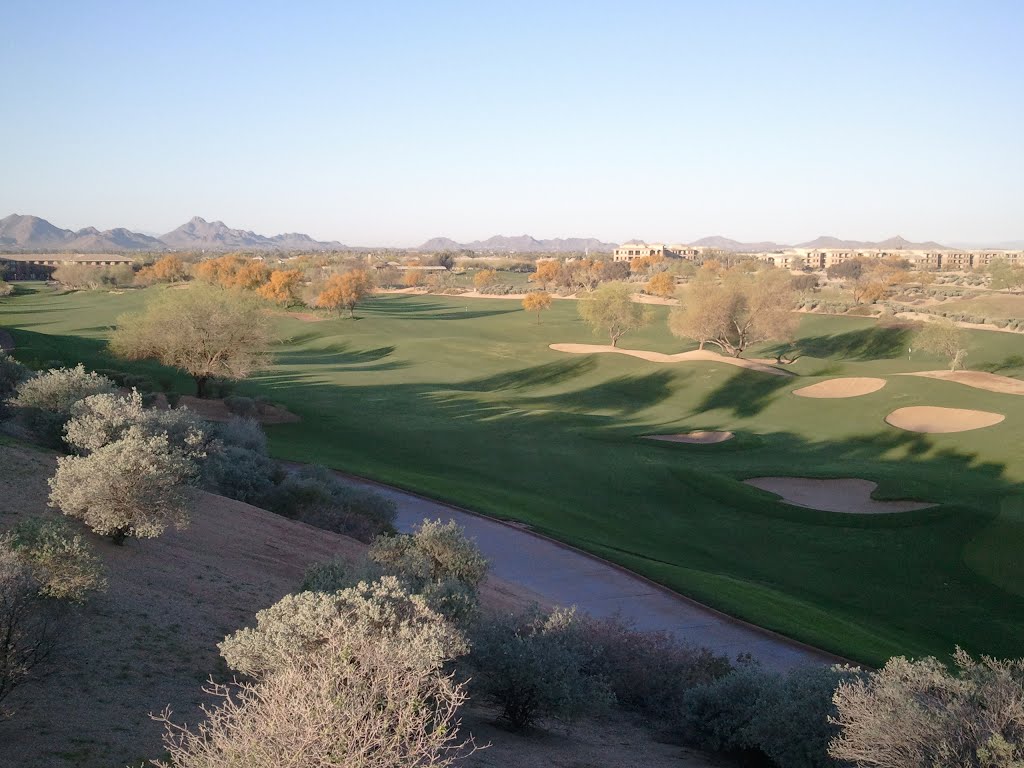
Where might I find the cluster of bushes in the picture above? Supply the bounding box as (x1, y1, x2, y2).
(51, 263, 136, 290)
(3, 362, 396, 544)
(0, 280, 13, 297)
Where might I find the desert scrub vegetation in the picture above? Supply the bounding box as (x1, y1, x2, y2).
(48, 428, 197, 544)
(0, 517, 105, 715)
(153, 577, 473, 768)
(829, 649, 1024, 767)
(10, 364, 116, 445)
(679, 663, 864, 768)
(258, 464, 396, 543)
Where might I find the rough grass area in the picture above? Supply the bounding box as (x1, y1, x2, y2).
(3, 283, 1024, 666)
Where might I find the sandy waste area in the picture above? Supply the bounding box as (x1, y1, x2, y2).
(792, 377, 887, 398)
(744, 477, 935, 514)
(885, 406, 1006, 433)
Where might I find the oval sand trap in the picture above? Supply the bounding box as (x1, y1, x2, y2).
(549, 343, 792, 376)
(744, 477, 935, 514)
(644, 431, 734, 445)
(792, 377, 886, 398)
(885, 406, 1005, 434)
(898, 370, 1024, 396)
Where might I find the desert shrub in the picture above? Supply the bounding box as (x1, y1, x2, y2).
(48, 428, 195, 544)
(468, 606, 614, 730)
(10, 365, 116, 445)
(0, 546, 56, 713)
(220, 575, 466, 677)
(259, 465, 396, 542)
(681, 664, 862, 767)
(0, 351, 31, 412)
(202, 444, 278, 504)
(368, 519, 488, 623)
(581, 614, 733, 717)
(369, 519, 488, 591)
(3, 517, 106, 602)
(679, 665, 769, 755)
(750, 665, 864, 768)
(0, 280, 13, 297)
(830, 649, 1024, 768)
(0, 522, 105, 715)
(156, 583, 472, 768)
(63, 389, 208, 463)
(223, 395, 258, 419)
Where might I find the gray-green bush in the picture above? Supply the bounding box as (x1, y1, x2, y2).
(259, 465, 396, 543)
(468, 606, 613, 730)
(10, 365, 116, 445)
(680, 663, 864, 767)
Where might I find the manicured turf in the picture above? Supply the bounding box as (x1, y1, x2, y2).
(3, 282, 1024, 666)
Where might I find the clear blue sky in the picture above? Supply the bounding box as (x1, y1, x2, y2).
(2, 1, 1021, 246)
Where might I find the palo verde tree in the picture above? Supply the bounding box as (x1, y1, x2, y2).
(522, 291, 553, 323)
(109, 283, 272, 398)
(315, 269, 373, 318)
(914, 317, 969, 371)
(669, 269, 798, 357)
(577, 281, 650, 347)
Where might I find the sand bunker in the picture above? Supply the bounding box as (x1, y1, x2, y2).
(885, 406, 1005, 433)
(644, 431, 734, 445)
(550, 344, 792, 376)
(792, 377, 887, 398)
(744, 477, 935, 514)
(899, 370, 1024, 396)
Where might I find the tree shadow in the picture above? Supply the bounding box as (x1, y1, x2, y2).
(361, 296, 519, 322)
(460, 358, 596, 392)
(974, 354, 1024, 376)
(765, 326, 914, 362)
(696, 369, 792, 417)
(273, 343, 407, 371)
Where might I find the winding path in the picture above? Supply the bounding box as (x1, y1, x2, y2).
(332, 470, 840, 671)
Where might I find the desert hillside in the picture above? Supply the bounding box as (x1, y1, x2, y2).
(0, 441, 716, 768)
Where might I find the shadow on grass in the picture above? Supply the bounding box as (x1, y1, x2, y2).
(974, 354, 1024, 376)
(362, 296, 519, 322)
(274, 343, 408, 371)
(696, 369, 792, 417)
(765, 326, 914, 362)
(461, 358, 596, 392)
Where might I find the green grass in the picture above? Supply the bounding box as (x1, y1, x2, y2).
(3, 282, 1024, 666)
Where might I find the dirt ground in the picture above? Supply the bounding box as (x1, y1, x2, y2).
(644, 431, 734, 445)
(174, 395, 300, 425)
(899, 370, 1024, 395)
(550, 343, 792, 377)
(743, 477, 935, 514)
(792, 377, 887, 398)
(885, 405, 1006, 433)
(0, 442, 719, 768)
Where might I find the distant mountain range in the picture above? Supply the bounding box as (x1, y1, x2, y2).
(416, 234, 619, 253)
(3, 213, 1009, 255)
(0, 214, 346, 252)
(687, 234, 952, 252)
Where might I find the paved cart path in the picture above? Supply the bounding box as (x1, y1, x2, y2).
(330, 470, 842, 672)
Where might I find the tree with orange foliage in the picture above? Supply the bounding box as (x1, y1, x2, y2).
(529, 260, 561, 290)
(194, 254, 245, 288)
(629, 253, 665, 275)
(645, 271, 677, 298)
(473, 269, 498, 293)
(316, 269, 374, 318)
(257, 269, 302, 305)
(232, 260, 272, 290)
(136, 255, 189, 285)
(522, 291, 553, 323)
(403, 270, 424, 288)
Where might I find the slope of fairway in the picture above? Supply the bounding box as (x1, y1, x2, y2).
(3, 284, 1024, 666)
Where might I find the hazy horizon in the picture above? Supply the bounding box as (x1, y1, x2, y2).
(2, 2, 1021, 247)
